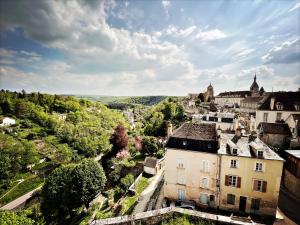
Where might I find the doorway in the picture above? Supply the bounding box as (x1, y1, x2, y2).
(239, 196, 247, 212)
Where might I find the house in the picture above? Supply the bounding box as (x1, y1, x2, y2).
(0, 117, 16, 127)
(257, 122, 292, 147)
(282, 150, 300, 199)
(192, 112, 236, 131)
(143, 157, 164, 175)
(255, 91, 300, 128)
(285, 114, 300, 149)
(240, 96, 266, 115)
(218, 133, 284, 217)
(164, 123, 219, 208)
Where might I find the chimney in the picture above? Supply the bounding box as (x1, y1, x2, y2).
(270, 97, 275, 110)
(217, 126, 222, 137)
(235, 127, 242, 137)
(166, 122, 173, 137)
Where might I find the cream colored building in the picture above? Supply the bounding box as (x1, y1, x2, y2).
(218, 133, 284, 216)
(164, 123, 219, 208)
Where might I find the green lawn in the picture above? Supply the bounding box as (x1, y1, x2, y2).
(0, 176, 44, 207)
(121, 175, 149, 215)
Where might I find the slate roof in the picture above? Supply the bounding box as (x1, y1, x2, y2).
(258, 122, 292, 135)
(165, 123, 218, 153)
(241, 96, 264, 103)
(216, 91, 251, 98)
(285, 150, 300, 159)
(258, 91, 300, 111)
(144, 157, 158, 168)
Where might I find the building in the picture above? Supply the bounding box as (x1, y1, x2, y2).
(285, 114, 300, 149)
(192, 112, 236, 131)
(0, 117, 16, 127)
(218, 133, 284, 217)
(283, 150, 300, 199)
(143, 157, 164, 175)
(240, 96, 266, 115)
(164, 123, 219, 208)
(257, 122, 292, 147)
(186, 83, 215, 107)
(255, 91, 300, 127)
(215, 75, 265, 107)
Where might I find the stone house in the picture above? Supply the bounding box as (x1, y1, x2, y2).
(285, 114, 300, 149)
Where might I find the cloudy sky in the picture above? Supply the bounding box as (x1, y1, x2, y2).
(0, 0, 299, 96)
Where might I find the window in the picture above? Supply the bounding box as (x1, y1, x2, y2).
(182, 140, 187, 146)
(208, 143, 212, 149)
(177, 170, 185, 184)
(230, 159, 237, 168)
(251, 198, 260, 211)
(200, 193, 208, 205)
(177, 158, 184, 168)
(201, 160, 210, 172)
(255, 162, 263, 172)
(178, 189, 185, 201)
(232, 148, 238, 155)
(276, 102, 283, 110)
(227, 194, 235, 205)
(257, 150, 263, 158)
(295, 104, 300, 111)
(263, 113, 268, 122)
(201, 178, 209, 189)
(229, 176, 237, 186)
(276, 112, 282, 122)
(253, 179, 267, 192)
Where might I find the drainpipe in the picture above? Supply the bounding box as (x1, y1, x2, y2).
(217, 153, 222, 210)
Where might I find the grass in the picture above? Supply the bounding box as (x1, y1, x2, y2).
(0, 176, 44, 207)
(0, 172, 32, 197)
(121, 175, 149, 215)
(160, 214, 216, 225)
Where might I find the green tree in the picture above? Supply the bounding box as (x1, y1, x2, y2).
(70, 159, 107, 209)
(0, 210, 35, 225)
(141, 136, 159, 156)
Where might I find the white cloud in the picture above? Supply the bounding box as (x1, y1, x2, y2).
(195, 29, 227, 41)
(262, 38, 300, 64)
(288, 2, 300, 12)
(162, 0, 171, 17)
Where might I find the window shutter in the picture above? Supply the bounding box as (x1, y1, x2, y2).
(225, 175, 229, 186)
(262, 181, 267, 192)
(237, 177, 241, 188)
(253, 180, 258, 191)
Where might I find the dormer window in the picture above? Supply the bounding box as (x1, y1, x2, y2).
(295, 104, 300, 111)
(276, 102, 283, 110)
(257, 150, 264, 158)
(232, 148, 238, 155)
(183, 140, 187, 146)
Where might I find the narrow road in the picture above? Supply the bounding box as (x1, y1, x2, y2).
(0, 186, 42, 210)
(132, 170, 163, 214)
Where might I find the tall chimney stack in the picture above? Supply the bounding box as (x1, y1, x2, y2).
(270, 97, 275, 110)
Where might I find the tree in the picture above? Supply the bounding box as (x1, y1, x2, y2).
(0, 210, 35, 225)
(70, 160, 107, 209)
(110, 125, 129, 151)
(141, 136, 159, 156)
(120, 173, 134, 191)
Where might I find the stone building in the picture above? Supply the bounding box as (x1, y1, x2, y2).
(164, 123, 219, 208)
(218, 133, 284, 217)
(285, 114, 300, 149)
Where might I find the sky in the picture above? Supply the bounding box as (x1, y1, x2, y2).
(0, 0, 299, 96)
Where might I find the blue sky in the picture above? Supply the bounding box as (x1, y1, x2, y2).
(0, 0, 299, 95)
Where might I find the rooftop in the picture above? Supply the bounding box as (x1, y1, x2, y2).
(144, 157, 158, 168)
(171, 123, 217, 141)
(218, 133, 283, 161)
(216, 91, 251, 98)
(241, 96, 265, 103)
(285, 150, 300, 159)
(258, 122, 292, 135)
(258, 91, 300, 111)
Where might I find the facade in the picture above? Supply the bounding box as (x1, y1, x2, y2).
(285, 114, 300, 149)
(257, 122, 292, 147)
(283, 150, 300, 199)
(214, 91, 250, 107)
(164, 123, 219, 208)
(255, 91, 300, 127)
(240, 96, 266, 114)
(144, 157, 164, 175)
(218, 133, 284, 217)
(192, 112, 236, 131)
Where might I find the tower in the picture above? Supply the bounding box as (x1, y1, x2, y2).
(250, 74, 259, 94)
(206, 83, 214, 102)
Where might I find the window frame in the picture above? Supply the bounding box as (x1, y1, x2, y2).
(255, 162, 263, 172)
(228, 175, 237, 187)
(227, 194, 235, 205)
(230, 159, 238, 168)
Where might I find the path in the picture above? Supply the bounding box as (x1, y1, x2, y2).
(132, 170, 163, 214)
(278, 186, 300, 224)
(0, 179, 24, 200)
(0, 186, 42, 210)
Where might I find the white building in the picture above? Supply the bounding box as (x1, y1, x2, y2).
(0, 117, 16, 127)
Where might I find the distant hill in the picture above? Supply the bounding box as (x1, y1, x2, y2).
(75, 95, 170, 106)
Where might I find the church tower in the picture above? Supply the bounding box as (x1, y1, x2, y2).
(205, 83, 214, 102)
(250, 74, 259, 94)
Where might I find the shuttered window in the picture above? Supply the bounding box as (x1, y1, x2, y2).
(201, 160, 210, 172)
(225, 175, 241, 188)
(251, 198, 260, 210)
(253, 179, 267, 192)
